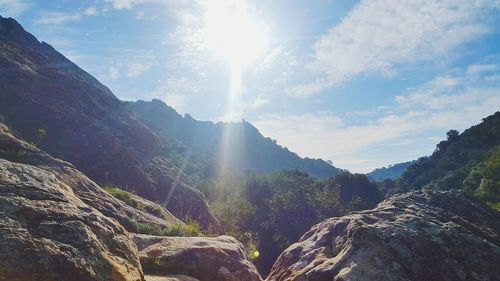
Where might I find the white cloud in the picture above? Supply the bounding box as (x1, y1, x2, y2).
(109, 67, 119, 80)
(485, 75, 500, 82)
(253, 67, 500, 172)
(84, 7, 98, 16)
(151, 77, 200, 112)
(163, 93, 188, 112)
(34, 12, 81, 25)
(292, 0, 500, 96)
(0, 0, 31, 17)
(135, 10, 144, 19)
(467, 64, 498, 75)
(105, 0, 135, 9)
(245, 95, 270, 111)
(104, 0, 185, 10)
(126, 63, 151, 78)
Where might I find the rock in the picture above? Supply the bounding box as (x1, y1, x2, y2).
(0, 15, 221, 233)
(142, 156, 221, 232)
(0, 158, 143, 281)
(267, 190, 500, 281)
(0, 122, 182, 231)
(132, 234, 263, 281)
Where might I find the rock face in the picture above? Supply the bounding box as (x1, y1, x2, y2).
(0, 123, 181, 231)
(132, 234, 263, 281)
(0, 16, 221, 233)
(0, 124, 256, 280)
(267, 190, 500, 281)
(0, 158, 143, 281)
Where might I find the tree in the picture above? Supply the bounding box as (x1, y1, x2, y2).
(446, 129, 459, 141)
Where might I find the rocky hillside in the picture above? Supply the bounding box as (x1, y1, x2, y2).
(0, 122, 262, 281)
(0, 15, 220, 232)
(0, 157, 144, 280)
(0, 123, 182, 231)
(125, 99, 342, 179)
(267, 190, 500, 281)
(0, 123, 145, 280)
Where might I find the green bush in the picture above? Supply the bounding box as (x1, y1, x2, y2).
(103, 186, 138, 208)
(186, 221, 201, 236)
(132, 221, 201, 237)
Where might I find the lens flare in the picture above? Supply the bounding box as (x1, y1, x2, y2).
(202, 0, 269, 67)
(201, 0, 270, 175)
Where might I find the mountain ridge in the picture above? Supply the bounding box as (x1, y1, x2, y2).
(125, 99, 342, 179)
(366, 160, 416, 181)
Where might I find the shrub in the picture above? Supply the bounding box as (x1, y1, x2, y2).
(186, 221, 201, 236)
(132, 221, 201, 237)
(103, 186, 138, 208)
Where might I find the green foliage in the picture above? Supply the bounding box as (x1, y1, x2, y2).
(204, 169, 382, 275)
(246, 240, 260, 261)
(33, 128, 46, 146)
(396, 112, 500, 210)
(486, 201, 500, 211)
(37, 128, 46, 138)
(103, 185, 138, 208)
(185, 221, 202, 236)
(472, 147, 500, 202)
(212, 197, 255, 236)
(132, 221, 201, 237)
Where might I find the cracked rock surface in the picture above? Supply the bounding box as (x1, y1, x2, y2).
(267, 190, 500, 281)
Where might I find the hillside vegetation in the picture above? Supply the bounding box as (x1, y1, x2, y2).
(397, 112, 500, 209)
(202, 170, 383, 275)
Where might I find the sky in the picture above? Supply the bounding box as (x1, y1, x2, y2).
(1, 0, 500, 173)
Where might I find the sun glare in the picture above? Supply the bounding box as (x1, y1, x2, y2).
(202, 0, 269, 67)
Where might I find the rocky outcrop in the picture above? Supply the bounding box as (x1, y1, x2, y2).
(0, 157, 143, 281)
(142, 157, 219, 232)
(0, 123, 243, 280)
(0, 16, 221, 233)
(132, 234, 263, 281)
(267, 190, 500, 281)
(0, 123, 181, 231)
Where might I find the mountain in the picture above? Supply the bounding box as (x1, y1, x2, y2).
(125, 99, 342, 179)
(397, 112, 500, 206)
(0, 15, 221, 232)
(366, 160, 416, 181)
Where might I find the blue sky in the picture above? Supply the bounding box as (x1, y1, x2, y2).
(1, 0, 500, 172)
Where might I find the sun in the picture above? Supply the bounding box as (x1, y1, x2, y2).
(202, 0, 269, 67)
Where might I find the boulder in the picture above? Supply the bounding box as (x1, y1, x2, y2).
(0, 158, 143, 280)
(0, 122, 182, 231)
(132, 234, 263, 281)
(267, 190, 500, 281)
